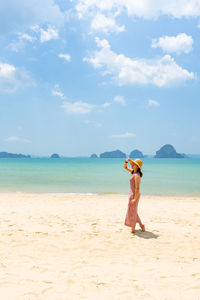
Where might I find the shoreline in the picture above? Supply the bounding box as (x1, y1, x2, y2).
(0, 191, 200, 199)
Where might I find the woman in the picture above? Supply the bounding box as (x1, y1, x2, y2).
(124, 158, 145, 234)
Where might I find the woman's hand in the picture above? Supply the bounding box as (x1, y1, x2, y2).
(130, 199, 136, 205)
(123, 159, 133, 173)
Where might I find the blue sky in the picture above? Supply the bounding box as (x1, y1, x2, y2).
(0, 0, 200, 156)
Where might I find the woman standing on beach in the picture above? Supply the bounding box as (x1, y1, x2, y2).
(124, 158, 145, 234)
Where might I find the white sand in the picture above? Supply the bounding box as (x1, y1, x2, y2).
(0, 193, 199, 300)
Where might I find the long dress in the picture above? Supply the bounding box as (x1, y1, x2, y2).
(124, 173, 141, 228)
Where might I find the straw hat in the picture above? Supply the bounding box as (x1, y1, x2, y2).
(131, 158, 143, 169)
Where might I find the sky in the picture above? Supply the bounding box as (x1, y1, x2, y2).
(0, 0, 200, 157)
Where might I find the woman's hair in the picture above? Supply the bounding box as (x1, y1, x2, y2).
(131, 167, 143, 177)
(137, 168, 143, 177)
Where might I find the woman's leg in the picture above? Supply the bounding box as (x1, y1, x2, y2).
(137, 214, 145, 231)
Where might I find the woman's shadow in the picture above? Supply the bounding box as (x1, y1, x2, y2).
(133, 230, 159, 239)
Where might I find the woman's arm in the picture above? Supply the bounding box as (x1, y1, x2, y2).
(123, 159, 133, 173)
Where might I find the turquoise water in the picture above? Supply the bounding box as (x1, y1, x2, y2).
(0, 158, 199, 196)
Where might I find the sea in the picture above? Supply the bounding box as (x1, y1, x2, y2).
(0, 157, 199, 196)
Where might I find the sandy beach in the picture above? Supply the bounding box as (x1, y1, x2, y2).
(0, 193, 199, 300)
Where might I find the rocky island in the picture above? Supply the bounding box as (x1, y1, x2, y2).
(129, 149, 144, 158)
(154, 144, 185, 158)
(50, 153, 60, 158)
(0, 152, 31, 158)
(100, 150, 126, 158)
(90, 154, 98, 158)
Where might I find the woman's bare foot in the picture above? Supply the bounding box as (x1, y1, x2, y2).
(131, 227, 135, 233)
(141, 224, 145, 232)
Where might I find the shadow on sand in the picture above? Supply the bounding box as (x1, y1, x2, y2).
(133, 230, 159, 239)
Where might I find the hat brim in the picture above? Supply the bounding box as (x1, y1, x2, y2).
(130, 161, 142, 169)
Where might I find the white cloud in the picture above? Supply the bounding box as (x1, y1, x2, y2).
(61, 101, 94, 114)
(148, 99, 160, 107)
(114, 95, 126, 105)
(110, 132, 136, 138)
(58, 53, 71, 62)
(40, 27, 59, 42)
(10, 26, 59, 50)
(84, 37, 195, 87)
(76, 0, 200, 19)
(152, 33, 193, 54)
(4, 136, 31, 143)
(52, 84, 66, 99)
(19, 32, 36, 42)
(101, 96, 126, 109)
(102, 102, 112, 108)
(8, 32, 36, 52)
(52, 90, 66, 99)
(0, 62, 33, 92)
(54, 86, 112, 114)
(91, 13, 124, 33)
(30, 24, 40, 32)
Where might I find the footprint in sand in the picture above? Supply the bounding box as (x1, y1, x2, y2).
(34, 232, 48, 235)
(41, 287, 52, 294)
(91, 222, 97, 226)
(192, 273, 200, 277)
(31, 265, 40, 270)
(43, 280, 53, 284)
(91, 281, 106, 286)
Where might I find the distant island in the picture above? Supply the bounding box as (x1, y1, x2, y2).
(100, 150, 126, 158)
(1, 146, 191, 159)
(90, 154, 98, 158)
(154, 144, 185, 158)
(0, 152, 31, 158)
(129, 149, 144, 158)
(50, 153, 60, 158)
(91, 145, 188, 158)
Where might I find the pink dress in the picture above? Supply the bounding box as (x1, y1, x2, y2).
(124, 173, 141, 228)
